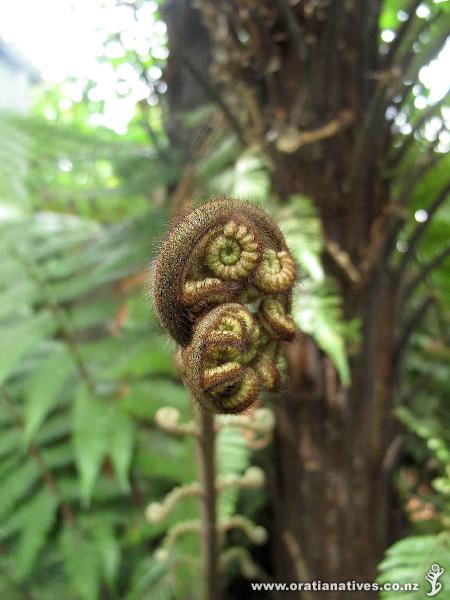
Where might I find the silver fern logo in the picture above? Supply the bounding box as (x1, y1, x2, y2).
(426, 563, 444, 597)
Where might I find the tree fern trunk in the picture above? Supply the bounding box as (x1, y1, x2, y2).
(163, 0, 411, 593)
(273, 286, 399, 592)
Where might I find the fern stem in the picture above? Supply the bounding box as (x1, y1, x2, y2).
(195, 407, 220, 600)
(396, 181, 450, 282)
(171, 45, 245, 145)
(401, 245, 450, 304)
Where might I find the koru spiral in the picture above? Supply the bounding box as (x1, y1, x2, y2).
(152, 199, 297, 414)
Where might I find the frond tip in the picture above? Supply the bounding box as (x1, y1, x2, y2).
(151, 198, 297, 414)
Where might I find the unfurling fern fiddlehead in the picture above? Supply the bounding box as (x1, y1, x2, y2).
(152, 198, 297, 414)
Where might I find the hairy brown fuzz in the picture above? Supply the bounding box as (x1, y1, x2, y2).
(151, 198, 297, 413)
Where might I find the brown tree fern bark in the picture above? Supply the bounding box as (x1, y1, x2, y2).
(161, 0, 445, 595)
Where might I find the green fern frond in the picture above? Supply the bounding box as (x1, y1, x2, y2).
(293, 279, 353, 385)
(378, 533, 450, 599)
(216, 426, 251, 520)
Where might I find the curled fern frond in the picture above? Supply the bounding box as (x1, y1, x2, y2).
(152, 198, 297, 413)
(184, 303, 261, 413)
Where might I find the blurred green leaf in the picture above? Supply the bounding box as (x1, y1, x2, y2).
(217, 426, 250, 519)
(22, 346, 74, 443)
(0, 460, 39, 522)
(293, 280, 351, 385)
(73, 385, 110, 505)
(15, 488, 58, 581)
(91, 519, 121, 589)
(0, 312, 54, 386)
(60, 525, 102, 600)
(109, 408, 135, 493)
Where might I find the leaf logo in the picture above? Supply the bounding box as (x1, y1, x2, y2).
(426, 563, 444, 597)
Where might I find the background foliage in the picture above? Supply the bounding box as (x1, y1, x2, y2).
(0, 0, 449, 598)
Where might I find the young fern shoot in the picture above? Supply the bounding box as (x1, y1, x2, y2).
(152, 198, 297, 414)
(151, 198, 296, 599)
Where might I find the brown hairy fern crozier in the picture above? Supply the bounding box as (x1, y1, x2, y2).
(152, 199, 297, 414)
